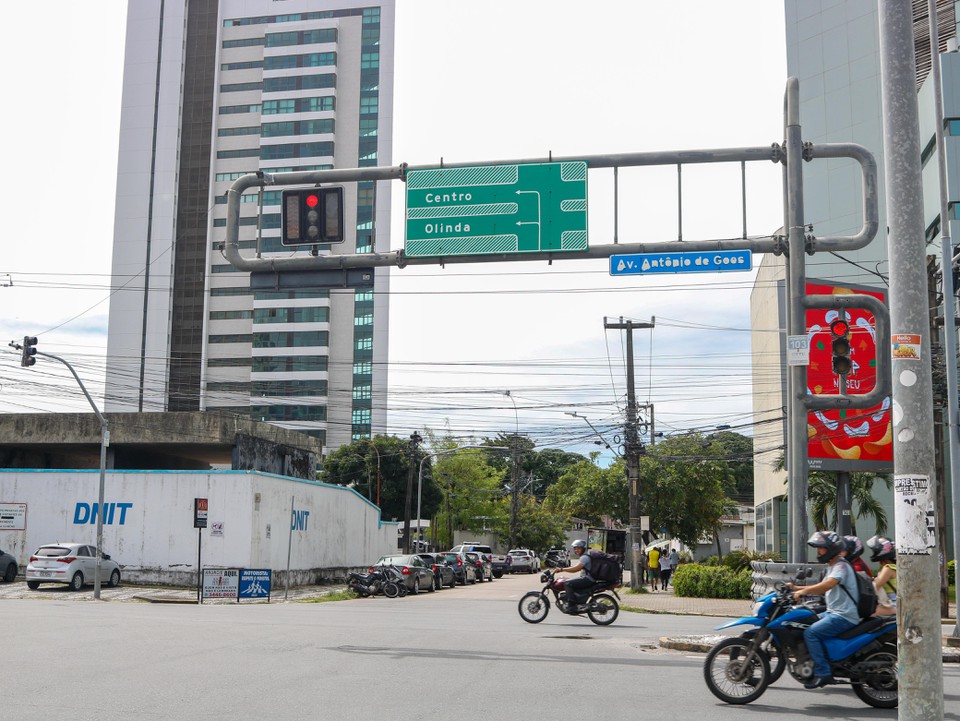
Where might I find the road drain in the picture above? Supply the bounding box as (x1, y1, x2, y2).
(547, 635, 592, 640)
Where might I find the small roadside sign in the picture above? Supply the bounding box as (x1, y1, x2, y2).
(194, 498, 208, 529)
(787, 335, 810, 366)
(239, 569, 272, 601)
(202, 568, 240, 600)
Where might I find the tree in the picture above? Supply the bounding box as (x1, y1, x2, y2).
(430, 447, 506, 548)
(543, 455, 628, 525)
(490, 494, 568, 553)
(774, 455, 891, 535)
(319, 435, 442, 523)
(639, 434, 735, 550)
(709, 430, 754, 502)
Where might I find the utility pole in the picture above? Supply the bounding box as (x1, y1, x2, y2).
(878, 4, 945, 718)
(604, 316, 654, 590)
(402, 431, 422, 553)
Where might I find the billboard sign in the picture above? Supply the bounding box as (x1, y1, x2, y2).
(805, 281, 892, 471)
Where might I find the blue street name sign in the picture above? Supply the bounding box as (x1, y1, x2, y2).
(610, 249, 752, 276)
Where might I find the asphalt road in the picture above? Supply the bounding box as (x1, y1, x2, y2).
(6, 573, 960, 720)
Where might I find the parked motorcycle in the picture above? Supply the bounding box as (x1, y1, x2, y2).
(517, 568, 620, 625)
(347, 568, 389, 597)
(703, 569, 897, 708)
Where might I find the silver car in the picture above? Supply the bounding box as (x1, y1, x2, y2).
(25, 543, 121, 591)
(0, 548, 17, 583)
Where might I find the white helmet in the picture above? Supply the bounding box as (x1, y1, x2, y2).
(572, 540, 587, 551)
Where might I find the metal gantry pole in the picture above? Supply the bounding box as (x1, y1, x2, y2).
(784, 78, 810, 563)
(925, 0, 960, 638)
(878, 2, 945, 718)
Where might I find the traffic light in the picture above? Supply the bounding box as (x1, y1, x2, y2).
(830, 315, 852, 375)
(281, 187, 344, 246)
(20, 336, 37, 367)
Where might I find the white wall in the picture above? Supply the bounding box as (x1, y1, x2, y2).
(0, 469, 398, 586)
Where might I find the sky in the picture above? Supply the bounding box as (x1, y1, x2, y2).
(0, 1, 788, 462)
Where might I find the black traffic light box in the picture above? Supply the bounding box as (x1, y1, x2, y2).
(281, 187, 344, 246)
(830, 316, 852, 375)
(21, 336, 37, 367)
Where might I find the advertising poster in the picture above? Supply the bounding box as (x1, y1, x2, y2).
(239, 569, 272, 600)
(202, 568, 239, 599)
(805, 281, 893, 472)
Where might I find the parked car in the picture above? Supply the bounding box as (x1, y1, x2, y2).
(507, 549, 540, 574)
(416, 553, 456, 590)
(450, 542, 507, 577)
(544, 548, 570, 567)
(372, 554, 436, 594)
(0, 548, 17, 583)
(464, 551, 493, 582)
(440, 551, 477, 585)
(25, 543, 121, 591)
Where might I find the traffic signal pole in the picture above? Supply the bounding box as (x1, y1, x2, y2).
(878, 3, 945, 718)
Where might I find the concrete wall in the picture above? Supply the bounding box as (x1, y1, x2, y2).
(0, 469, 398, 586)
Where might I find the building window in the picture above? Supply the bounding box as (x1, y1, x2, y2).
(218, 126, 261, 137)
(207, 357, 251, 367)
(261, 142, 334, 160)
(252, 355, 328, 373)
(209, 310, 253, 320)
(262, 119, 335, 138)
(222, 37, 266, 48)
(252, 379, 328, 397)
(217, 148, 261, 159)
(209, 334, 253, 344)
(252, 331, 329, 348)
(220, 104, 261, 115)
(253, 306, 329, 324)
(264, 52, 336, 70)
(221, 81, 263, 93)
(265, 28, 337, 47)
(263, 74, 336, 93)
(221, 60, 264, 71)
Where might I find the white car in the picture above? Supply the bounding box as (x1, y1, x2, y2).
(507, 549, 540, 574)
(25, 543, 121, 591)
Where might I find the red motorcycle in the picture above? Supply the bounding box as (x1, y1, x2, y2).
(517, 568, 620, 625)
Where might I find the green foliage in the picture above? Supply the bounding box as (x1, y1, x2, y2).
(639, 434, 736, 549)
(490, 495, 568, 553)
(300, 589, 358, 603)
(430, 447, 508, 549)
(950, 559, 955, 586)
(543, 457, 628, 524)
(671, 563, 752, 599)
(320, 435, 442, 522)
(708, 431, 754, 502)
(721, 549, 782, 572)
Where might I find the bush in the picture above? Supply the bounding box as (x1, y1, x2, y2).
(671, 563, 752, 599)
(722, 549, 782, 572)
(950, 559, 955, 586)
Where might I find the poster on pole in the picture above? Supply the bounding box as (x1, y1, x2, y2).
(194, 498, 208, 529)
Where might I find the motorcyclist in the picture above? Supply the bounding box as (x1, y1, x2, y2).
(552, 539, 595, 612)
(844, 535, 872, 577)
(785, 530, 860, 689)
(867, 535, 897, 614)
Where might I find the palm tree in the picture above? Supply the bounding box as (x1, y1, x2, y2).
(773, 455, 890, 535)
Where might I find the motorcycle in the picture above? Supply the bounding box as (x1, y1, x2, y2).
(702, 568, 897, 709)
(517, 568, 620, 626)
(347, 568, 390, 598)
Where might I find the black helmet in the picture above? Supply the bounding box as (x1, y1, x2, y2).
(807, 530, 844, 563)
(843, 535, 865, 562)
(866, 535, 896, 562)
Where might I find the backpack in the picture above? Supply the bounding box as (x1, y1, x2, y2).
(838, 562, 878, 619)
(587, 550, 622, 582)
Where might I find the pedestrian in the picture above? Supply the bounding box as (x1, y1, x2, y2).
(658, 550, 673, 590)
(668, 548, 679, 574)
(647, 545, 660, 590)
(637, 549, 648, 587)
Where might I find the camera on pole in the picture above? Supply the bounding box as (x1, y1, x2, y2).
(20, 336, 37, 367)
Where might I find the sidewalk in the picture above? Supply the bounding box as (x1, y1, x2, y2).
(619, 583, 960, 661)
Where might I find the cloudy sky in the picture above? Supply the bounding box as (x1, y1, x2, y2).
(0, 1, 788, 460)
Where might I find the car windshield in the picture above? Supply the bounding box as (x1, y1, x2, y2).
(376, 555, 414, 566)
(509, 551, 529, 557)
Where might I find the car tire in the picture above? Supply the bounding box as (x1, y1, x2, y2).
(108, 569, 121, 588)
(3, 562, 16, 582)
(493, 569, 504, 579)
(412, 577, 420, 595)
(69, 572, 84, 591)
(448, 575, 457, 588)
(427, 576, 436, 593)
(27, 580, 40, 590)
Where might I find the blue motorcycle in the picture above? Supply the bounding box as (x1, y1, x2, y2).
(702, 570, 897, 708)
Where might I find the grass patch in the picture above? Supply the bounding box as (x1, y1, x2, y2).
(299, 589, 358, 603)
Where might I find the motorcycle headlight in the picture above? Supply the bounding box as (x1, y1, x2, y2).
(752, 600, 765, 617)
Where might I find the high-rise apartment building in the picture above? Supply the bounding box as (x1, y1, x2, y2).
(105, 0, 394, 452)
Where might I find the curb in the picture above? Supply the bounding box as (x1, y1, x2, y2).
(132, 595, 199, 605)
(658, 635, 960, 662)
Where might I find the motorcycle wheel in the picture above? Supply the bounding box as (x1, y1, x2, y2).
(703, 637, 771, 705)
(851, 644, 898, 709)
(382, 581, 400, 598)
(587, 594, 619, 626)
(518, 592, 550, 624)
(740, 630, 786, 684)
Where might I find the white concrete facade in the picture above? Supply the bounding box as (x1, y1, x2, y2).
(105, 0, 395, 452)
(0, 469, 398, 586)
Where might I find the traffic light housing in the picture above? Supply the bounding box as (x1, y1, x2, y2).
(281, 187, 344, 246)
(20, 336, 37, 367)
(830, 316, 852, 375)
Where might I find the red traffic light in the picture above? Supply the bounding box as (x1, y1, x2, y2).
(305, 193, 320, 208)
(830, 318, 849, 336)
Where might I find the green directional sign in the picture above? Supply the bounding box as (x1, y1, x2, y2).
(405, 161, 588, 257)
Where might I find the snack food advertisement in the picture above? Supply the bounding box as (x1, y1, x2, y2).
(805, 281, 893, 471)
